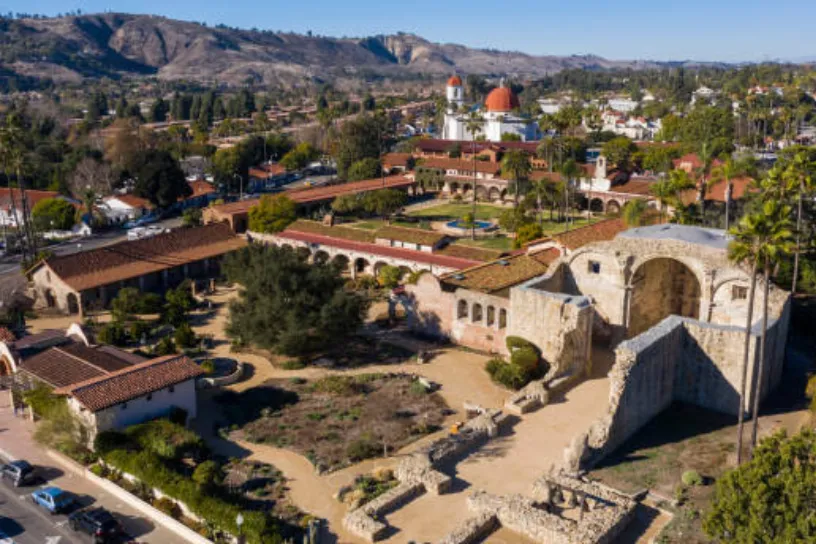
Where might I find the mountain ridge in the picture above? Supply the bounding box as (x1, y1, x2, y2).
(0, 12, 724, 87)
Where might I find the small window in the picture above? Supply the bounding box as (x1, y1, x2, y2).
(588, 261, 601, 274)
(120, 403, 128, 411)
(732, 285, 748, 300)
(146, 393, 152, 402)
(416, 244, 421, 251)
(168, 386, 175, 394)
(46, 271, 51, 282)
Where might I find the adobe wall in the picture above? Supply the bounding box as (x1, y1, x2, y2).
(579, 303, 790, 468)
(508, 276, 594, 379)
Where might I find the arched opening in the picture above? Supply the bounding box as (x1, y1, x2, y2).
(449, 182, 460, 194)
(472, 303, 483, 323)
(606, 200, 622, 215)
(590, 198, 605, 213)
(486, 306, 495, 326)
(295, 246, 312, 261)
(475, 185, 488, 202)
(628, 258, 701, 338)
(281, 244, 294, 253)
(488, 187, 501, 202)
(0, 355, 12, 376)
(44, 289, 56, 308)
(457, 300, 468, 319)
(66, 293, 80, 315)
(331, 254, 350, 272)
(313, 250, 330, 264)
(354, 258, 370, 274)
(462, 184, 473, 198)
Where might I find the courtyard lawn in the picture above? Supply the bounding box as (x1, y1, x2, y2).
(454, 236, 515, 251)
(349, 218, 434, 231)
(407, 203, 506, 221)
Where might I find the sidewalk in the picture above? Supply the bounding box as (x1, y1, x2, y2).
(0, 403, 181, 544)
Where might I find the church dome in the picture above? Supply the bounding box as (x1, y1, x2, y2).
(447, 75, 463, 87)
(484, 86, 520, 112)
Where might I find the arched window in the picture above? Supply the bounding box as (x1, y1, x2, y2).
(499, 309, 507, 329)
(457, 300, 468, 319)
(472, 304, 483, 323)
(487, 306, 495, 326)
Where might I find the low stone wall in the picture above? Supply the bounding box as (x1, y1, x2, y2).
(197, 361, 245, 388)
(438, 512, 500, 544)
(343, 482, 425, 542)
(46, 450, 212, 544)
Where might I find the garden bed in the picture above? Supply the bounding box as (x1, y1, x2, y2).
(216, 373, 449, 472)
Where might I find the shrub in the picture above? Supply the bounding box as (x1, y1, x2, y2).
(200, 359, 216, 375)
(510, 346, 540, 373)
(174, 323, 197, 348)
(154, 336, 177, 356)
(486, 359, 530, 390)
(347, 437, 380, 462)
(682, 470, 703, 487)
(281, 359, 305, 370)
(505, 336, 537, 353)
(98, 322, 128, 346)
(153, 497, 181, 519)
(127, 320, 151, 343)
(192, 460, 223, 489)
(409, 380, 429, 396)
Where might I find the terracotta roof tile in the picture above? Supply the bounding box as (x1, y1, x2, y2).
(436, 244, 504, 262)
(420, 158, 501, 176)
(414, 139, 538, 155)
(184, 180, 216, 200)
(374, 226, 446, 247)
(56, 355, 205, 412)
(0, 327, 16, 343)
(441, 253, 549, 295)
(286, 220, 376, 243)
(382, 153, 413, 168)
(19, 343, 144, 388)
(552, 218, 628, 250)
(0, 188, 63, 212)
(39, 222, 246, 292)
(608, 179, 655, 196)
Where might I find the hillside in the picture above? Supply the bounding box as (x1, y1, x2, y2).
(0, 13, 668, 88)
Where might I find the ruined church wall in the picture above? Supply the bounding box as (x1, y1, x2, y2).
(565, 250, 628, 330)
(508, 278, 594, 379)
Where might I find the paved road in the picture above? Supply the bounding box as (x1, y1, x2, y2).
(0, 480, 84, 544)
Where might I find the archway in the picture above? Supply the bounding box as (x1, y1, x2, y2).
(628, 258, 701, 338)
(354, 257, 370, 275)
(606, 200, 622, 215)
(295, 246, 312, 261)
(488, 187, 501, 202)
(475, 185, 488, 201)
(44, 289, 56, 308)
(449, 182, 460, 194)
(331, 254, 350, 274)
(313, 250, 330, 265)
(66, 293, 80, 315)
(590, 198, 605, 213)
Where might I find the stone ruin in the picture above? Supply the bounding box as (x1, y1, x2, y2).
(342, 407, 510, 542)
(440, 472, 636, 544)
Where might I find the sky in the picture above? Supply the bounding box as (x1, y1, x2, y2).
(8, 0, 816, 62)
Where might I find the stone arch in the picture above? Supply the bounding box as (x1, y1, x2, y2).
(331, 253, 350, 270)
(475, 185, 488, 201)
(313, 250, 330, 264)
(457, 300, 468, 319)
(628, 257, 702, 338)
(488, 186, 501, 201)
(486, 306, 496, 326)
(44, 289, 56, 308)
(66, 293, 80, 315)
(354, 257, 370, 275)
(449, 182, 460, 194)
(472, 303, 483, 323)
(606, 200, 622, 215)
(590, 198, 605, 213)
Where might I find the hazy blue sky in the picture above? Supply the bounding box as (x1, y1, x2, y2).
(10, 0, 816, 62)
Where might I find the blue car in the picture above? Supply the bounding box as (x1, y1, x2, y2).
(31, 486, 74, 514)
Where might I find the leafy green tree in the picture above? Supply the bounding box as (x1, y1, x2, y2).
(182, 207, 202, 227)
(622, 199, 651, 227)
(331, 194, 361, 215)
(501, 149, 532, 207)
(192, 460, 223, 490)
(514, 222, 543, 248)
(149, 98, 169, 123)
(361, 189, 406, 219)
(601, 137, 636, 170)
(174, 323, 197, 349)
(279, 142, 319, 171)
(248, 194, 296, 233)
(704, 429, 816, 542)
(334, 114, 386, 180)
(347, 157, 382, 181)
(132, 150, 191, 208)
(31, 197, 75, 231)
(223, 244, 370, 356)
(377, 265, 402, 289)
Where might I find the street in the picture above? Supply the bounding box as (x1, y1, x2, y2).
(0, 481, 83, 544)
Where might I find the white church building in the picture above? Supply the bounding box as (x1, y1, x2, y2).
(442, 76, 539, 142)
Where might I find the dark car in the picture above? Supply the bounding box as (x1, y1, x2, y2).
(68, 508, 123, 543)
(0, 460, 35, 487)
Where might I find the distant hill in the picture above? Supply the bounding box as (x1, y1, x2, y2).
(0, 13, 682, 87)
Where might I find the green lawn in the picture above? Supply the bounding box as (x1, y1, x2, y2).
(407, 203, 506, 221)
(348, 219, 434, 231)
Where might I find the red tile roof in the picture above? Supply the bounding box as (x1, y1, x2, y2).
(441, 253, 549, 294)
(382, 153, 413, 168)
(552, 218, 628, 250)
(276, 230, 481, 270)
(419, 158, 501, 176)
(19, 343, 145, 388)
(0, 188, 64, 213)
(414, 139, 539, 155)
(249, 163, 287, 179)
(56, 355, 204, 412)
(37, 222, 246, 292)
(608, 179, 655, 196)
(185, 180, 216, 200)
(0, 327, 15, 343)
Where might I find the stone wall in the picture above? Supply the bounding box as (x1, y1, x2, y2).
(579, 303, 790, 468)
(509, 276, 594, 380)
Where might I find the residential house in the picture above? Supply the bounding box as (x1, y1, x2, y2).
(99, 195, 154, 225)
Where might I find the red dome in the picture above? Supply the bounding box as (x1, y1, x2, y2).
(447, 75, 463, 87)
(484, 86, 520, 112)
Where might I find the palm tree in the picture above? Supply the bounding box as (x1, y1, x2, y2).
(502, 149, 532, 209)
(729, 200, 794, 462)
(622, 199, 650, 228)
(709, 156, 755, 232)
(558, 159, 581, 231)
(779, 148, 816, 294)
(0, 122, 35, 264)
(464, 111, 484, 240)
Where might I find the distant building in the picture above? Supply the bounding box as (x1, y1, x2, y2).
(99, 195, 154, 224)
(607, 96, 639, 113)
(0, 189, 76, 228)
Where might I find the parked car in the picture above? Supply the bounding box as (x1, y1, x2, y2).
(31, 487, 74, 514)
(69, 508, 123, 543)
(0, 460, 35, 487)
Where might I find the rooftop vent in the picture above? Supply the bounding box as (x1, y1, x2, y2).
(498, 259, 510, 266)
